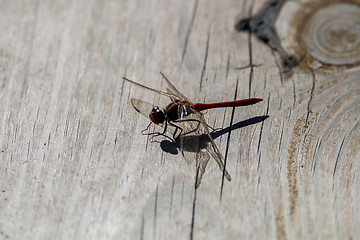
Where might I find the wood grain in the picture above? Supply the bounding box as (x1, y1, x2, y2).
(0, 0, 359, 239)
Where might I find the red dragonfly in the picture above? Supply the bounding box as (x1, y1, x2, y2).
(123, 72, 262, 188)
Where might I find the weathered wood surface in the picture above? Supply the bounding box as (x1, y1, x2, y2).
(1, 0, 359, 239)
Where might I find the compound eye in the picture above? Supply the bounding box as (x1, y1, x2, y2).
(149, 106, 165, 124)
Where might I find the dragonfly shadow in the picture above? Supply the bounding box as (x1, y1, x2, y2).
(160, 115, 269, 154)
(160, 115, 268, 188)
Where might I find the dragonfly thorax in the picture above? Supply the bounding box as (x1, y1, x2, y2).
(149, 106, 166, 124)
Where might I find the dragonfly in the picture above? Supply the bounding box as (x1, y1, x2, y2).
(123, 72, 263, 188)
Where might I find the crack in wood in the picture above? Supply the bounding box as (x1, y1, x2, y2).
(181, 0, 199, 63)
(199, 32, 210, 91)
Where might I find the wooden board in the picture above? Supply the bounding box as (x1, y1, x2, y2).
(1, 0, 359, 239)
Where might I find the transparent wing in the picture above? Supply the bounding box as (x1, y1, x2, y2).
(175, 108, 232, 182)
(123, 77, 180, 100)
(199, 113, 232, 181)
(130, 99, 154, 120)
(160, 72, 190, 102)
(178, 130, 203, 164)
(166, 88, 176, 97)
(195, 150, 210, 189)
(174, 112, 205, 164)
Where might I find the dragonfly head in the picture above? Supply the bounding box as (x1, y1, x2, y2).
(149, 106, 165, 124)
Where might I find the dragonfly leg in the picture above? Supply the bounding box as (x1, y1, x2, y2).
(198, 111, 217, 131)
(173, 118, 202, 136)
(202, 123, 218, 132)
(140, 121, 176, 142)
(149, 134, 174, 143)
(140, 122, 153, 135)
(150, 122, 175, 142)
(168, 121, 183, 139)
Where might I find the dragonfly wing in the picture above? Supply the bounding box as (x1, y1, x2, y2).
(130, 99, 154, 120)
(182, 111, 232, 181)
(204, 135, 232, 181)
(179, 130, 204, 164)
(160, 72, 190, 102)
(166, 88, 176, 97)
(174, 108, 231, 181)
(123, 77, 177, 99)
(195, 150, 210, 188)
(182, 150, 195, 164)
(174, 115, 203, 164)
(199, 113, 232, 181)
(175, 118, 211, 188)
